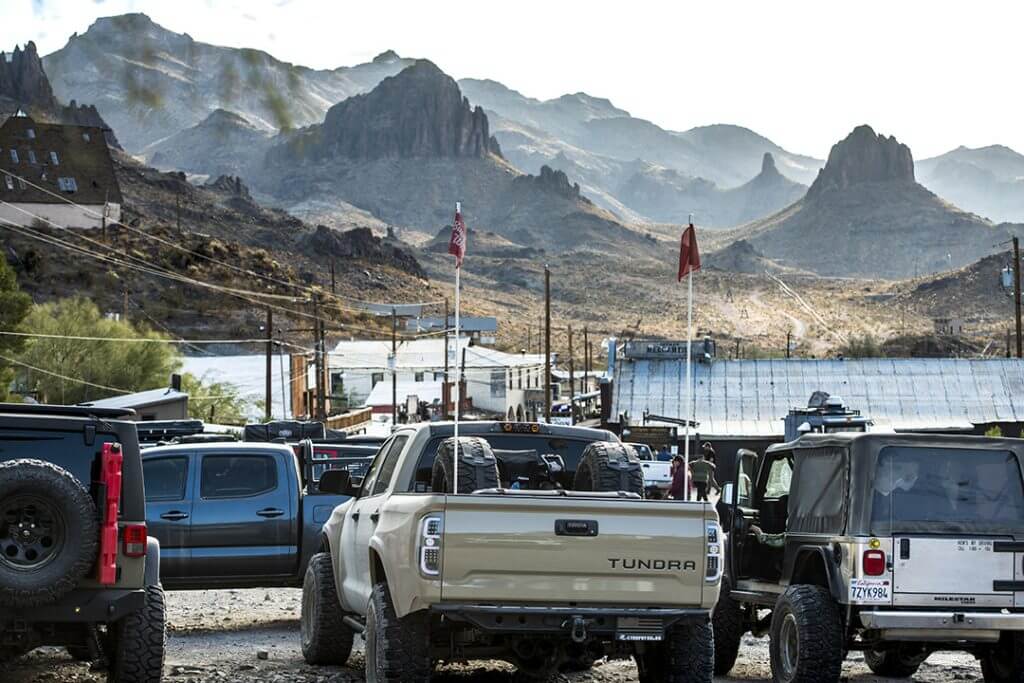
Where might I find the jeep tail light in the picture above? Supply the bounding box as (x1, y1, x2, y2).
(419, 514, 443, 577)
(705, 520, 723, 583)
(863, 549, 886, 576)
(122, 524, 147, 558)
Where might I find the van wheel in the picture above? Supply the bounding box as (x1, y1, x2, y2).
(365, 581, 430, 683)
(769, 585, 843, 683)
(107, 584, 166, 683)
(301, 552, 354, 665)
(712, 577, 745, 675)
(981, 633, 1024, 683)
(573, 442, 644, 496)
(431, 437, 500, 494)
(634, 619, 713, 683)
(864, 646, 927, 677)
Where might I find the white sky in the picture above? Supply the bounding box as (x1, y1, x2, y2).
(4, 0, 1023, 159)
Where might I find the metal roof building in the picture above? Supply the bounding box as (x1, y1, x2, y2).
(80, 387, 189, 421)
(612, 358, 1024, 438)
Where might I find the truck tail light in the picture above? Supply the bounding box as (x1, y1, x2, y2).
(418, 514, 443, 577)
(122, 524, 147, 558)
(863, 549, 886, 576)
(705, 520, 723, 583)
(96, 442, 123, 584)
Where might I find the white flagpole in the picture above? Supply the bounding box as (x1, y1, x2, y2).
(453, 201, 462, 493)
(683, 219, 694, 501)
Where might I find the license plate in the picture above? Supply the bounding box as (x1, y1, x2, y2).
(850, 578, 891, 604)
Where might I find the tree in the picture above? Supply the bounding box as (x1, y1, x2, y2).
(839, 333, 883, 359)
(17, 297, 181, 405)
(180, 372, 251, 425)
(0, 257, 32, 401)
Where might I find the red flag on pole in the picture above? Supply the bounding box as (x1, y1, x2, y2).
(448, 202, 466, 268)
(678, 223, 701, 281)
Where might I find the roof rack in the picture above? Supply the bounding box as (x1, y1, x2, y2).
(0, 403, 136, 419)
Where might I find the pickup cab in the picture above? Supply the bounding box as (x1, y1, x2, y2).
(141, 441, 365, 589)
(301, 422, 721, 683)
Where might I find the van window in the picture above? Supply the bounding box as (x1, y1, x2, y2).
(144, 457, 188, 501)
(201, 454, 277, 499)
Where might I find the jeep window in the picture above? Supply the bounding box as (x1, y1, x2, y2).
(200, 454, 277, 499)
(372, 435, 408, 496)
(144, 456, 188, 501)
(0, 427, 117, 495)
(410, 435, 595, 491)
(872, 447, 1024, 533)
(764, 456, 793, 499)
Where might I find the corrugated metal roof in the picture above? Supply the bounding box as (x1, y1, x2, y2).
(81, 388, 188, 410)
(612, 358, 1024, 437)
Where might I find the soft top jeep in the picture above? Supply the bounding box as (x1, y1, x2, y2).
(714, 432, 1024, 683)
(0, 403, 165, 682)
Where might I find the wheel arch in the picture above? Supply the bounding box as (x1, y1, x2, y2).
(788, 545, 845, 600)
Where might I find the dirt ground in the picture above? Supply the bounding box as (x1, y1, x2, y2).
(6, 588, 990, 682)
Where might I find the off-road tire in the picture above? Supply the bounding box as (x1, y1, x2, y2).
(0, 459, 99, 607)
(864, 646, 927, 678)
(301, 552, 354, 665)
(572, 442, 644, 496)
(107, 583, 166, 683)
(365, 581, 430, 683)
(431, 436, 500, 494)
(634, 619, 714, 683)
(769, 585, 843, 683)
(712, 577, 746, 675)
(981, 632, 1024, 683)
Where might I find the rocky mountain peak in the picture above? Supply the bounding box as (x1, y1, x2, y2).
(760, 152, 779, 177)
(514, 165, 588, 203)
(808, 124, 914, 197)
(310, 60, 501, 160)
(372, 50, 400, 64)
(0, 41, 57, 111)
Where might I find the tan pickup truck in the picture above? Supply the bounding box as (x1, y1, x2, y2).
(300, 421, 722, 682)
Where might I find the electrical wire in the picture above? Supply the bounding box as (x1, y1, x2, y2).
(0, 351, 132, 394)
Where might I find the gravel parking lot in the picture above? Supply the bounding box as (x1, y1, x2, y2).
(7, 588, 988, 682)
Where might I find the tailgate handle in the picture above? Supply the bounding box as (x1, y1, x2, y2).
(555, 520, 598, 537)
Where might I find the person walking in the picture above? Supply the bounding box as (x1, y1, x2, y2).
(668, 455, 687, 500)
(689, 449, 720, 503)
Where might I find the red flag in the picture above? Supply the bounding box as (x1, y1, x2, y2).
(448, 204, 466, 267)
(677, 223, 701, 281)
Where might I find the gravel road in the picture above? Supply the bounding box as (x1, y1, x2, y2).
(7, 588, 989, 682)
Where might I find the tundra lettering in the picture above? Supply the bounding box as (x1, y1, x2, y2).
(608, 558, 694, 571)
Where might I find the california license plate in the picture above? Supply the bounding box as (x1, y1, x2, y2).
(850, 578, 891, 604)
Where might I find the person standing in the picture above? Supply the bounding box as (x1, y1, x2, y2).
(689, 451, 720, 503)
(669, 455, 687, 500)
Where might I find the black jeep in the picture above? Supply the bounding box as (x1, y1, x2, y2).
(0, 404, 165, 681)
(714, 432, 1024, 683)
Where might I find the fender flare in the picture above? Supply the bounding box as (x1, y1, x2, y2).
(786, 544, 845, 600)
(144, 537, 161, 587)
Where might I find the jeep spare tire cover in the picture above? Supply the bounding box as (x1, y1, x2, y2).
(0, 458, 100, 607)
(573, 441, 644, 496)
(432, 437, 500, 494)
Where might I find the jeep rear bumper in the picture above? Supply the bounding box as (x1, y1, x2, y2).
(433, 604, 710, 638)
(860, 610, 1024, 642)
(0, 588, 145, 624)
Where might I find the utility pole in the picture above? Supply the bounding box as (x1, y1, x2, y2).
(311, 296, 326, 420)
(176, 192, 182, 236)
(265, 309, 273, 422)
(122, 290, 128, 322)
(391, 307, 398, 427)
(544, 267, 551, 423)
(330, 261, 336, 294)
(443, 298, 450, 419)
(786, 330, 791, 359)
(583, 327, 590, 392)
(527, 325, 531, 354)
(735, 338, 741, 359)
(1014, 237, 1022, 359)
(568, 324, 575, 425)
(101, 190, 108, 242)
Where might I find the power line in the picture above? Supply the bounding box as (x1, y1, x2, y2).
(0, 351, 132, 394)
(0, 330, 309, 349)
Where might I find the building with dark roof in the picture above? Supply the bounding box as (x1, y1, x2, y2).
(0, 114, 122, 229)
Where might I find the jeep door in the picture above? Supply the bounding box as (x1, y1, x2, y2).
(188, 449, 298, 580)
(142, 452, 193, 579)
(728, 449, 759, 581)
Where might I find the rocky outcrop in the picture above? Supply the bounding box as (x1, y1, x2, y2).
(205, 175, 252, 199)
(513, 165, 588, 202)
(0, 42, 56, 111)
(305, 225, 426, 278)
(306, 61, 502, 161)
(808, 125, 914, 197)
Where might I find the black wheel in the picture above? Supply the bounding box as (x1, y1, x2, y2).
(712, 576, 746, 675)
(301, 552, 354, 665)
(107, 584, 166, 683)
(0, 459, 99, 607)
(573, 442, 644, 496)
(769, 585, 843, 683)
(365, 581, 430, 683)
(864, 645, 927, 678)
(431, 436, 500, 494)
(982, 633, 1024, 683)
(634, 619, 714, 683)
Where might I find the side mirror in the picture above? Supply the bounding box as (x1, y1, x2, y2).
(319, 469, 356, 496)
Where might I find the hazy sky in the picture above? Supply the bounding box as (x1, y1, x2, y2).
(4, 0, 1023, 159)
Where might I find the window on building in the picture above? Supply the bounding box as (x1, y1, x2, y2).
(9, 149, 18, 163)
(414, 371, 424, 382)
(371, 372, 384, 386)
(49, 151, 59, 165)
(27, 150, 36, 164)
(3, 176, 12, 191)
(26, 128, 35, 139)
(57, 177, 78, 193)
(82, 132, 91, 143)
(434, 371, 445, 382)
(517, 368, 522, 389)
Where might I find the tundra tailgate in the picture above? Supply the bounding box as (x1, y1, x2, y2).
(440, 495, 709, 606)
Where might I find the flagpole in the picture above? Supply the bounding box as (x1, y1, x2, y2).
(684, 265, 693, 500)
(453, 201, 462, 493)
